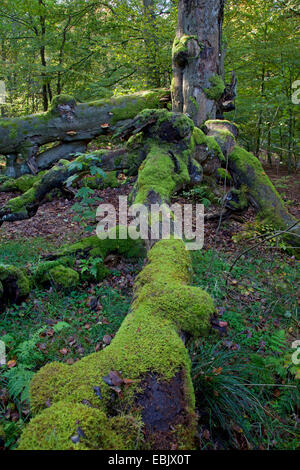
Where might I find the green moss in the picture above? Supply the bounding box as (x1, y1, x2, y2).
(229, 146, 289, 227)
(58, 229, 146, 261)
(109, 89, 169, 124)
(7, 188, 35, 213)
(192, 127, 225, 162)
(50, 95, 77, 113)
(0, 264, 30, 297)
(83, 171, 120, 190)
(34, 259, 74, 285)
(0, 172, 45, 193)
(134, 143, 190, 205)
(134, 241, 214, 336)
(227, 185, 249, 210)
(204, 75, 225, 101)
(18, 401, 126, 450)
(49, 266, 79, 289)
(189, 96, 199, 112)
(22, 239, 212, 451)
(172, 35, 200, 65)
(216, 168, 232, 181)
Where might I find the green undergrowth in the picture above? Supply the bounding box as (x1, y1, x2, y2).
(0, 236, 143, 449)
(191, 249, 300, 449)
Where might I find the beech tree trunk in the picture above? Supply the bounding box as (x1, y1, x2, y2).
(172, 0, 225, 126)
(0, 89, 170, 178)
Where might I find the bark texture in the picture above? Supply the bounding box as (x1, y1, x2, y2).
(172, 0, 225, 126)
(0, 89, 170, 178)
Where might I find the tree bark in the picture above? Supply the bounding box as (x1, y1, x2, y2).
(172, 0, 225, 126)
(0, 89, 170, 178)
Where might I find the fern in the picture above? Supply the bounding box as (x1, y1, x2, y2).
(15, 326, 47, 366)
(3, 365, 35, 404)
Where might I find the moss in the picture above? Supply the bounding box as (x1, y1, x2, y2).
(192, 127, 225, 162)
(110, 414, 145, 449)
(109, 89, 169, 125)
(134, 143, 190, 205)
(47, 266, 79, 289)
(7, 187, 35, 213)
(134, 241, 214, 336)
(22, 239, 213, 451)
(204, 75, 225, 101)
(226, 186, 249, 210)
(0, 264, 30, 297)
(189, 96, 199, 112)
(58, 229, 146, 261)
(229, 146, 290, 227)
(18, 401, 126, 450)
(0, 172, 45, 193)
(205, 119, 238, 128)
(172, 35, 200, 66)
(216, 168, 232, 181)
(83, 171, 120, 190)
(34, 259, 74, 285)
(50, 95, 77, 113)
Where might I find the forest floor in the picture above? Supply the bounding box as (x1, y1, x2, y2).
(0, 165, 299, 450)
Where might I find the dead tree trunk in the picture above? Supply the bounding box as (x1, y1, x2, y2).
(172, 0, 226, 126)
(17, 111, 216, 450)
(0, 89, 170, 178)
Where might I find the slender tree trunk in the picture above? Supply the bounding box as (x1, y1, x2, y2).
(255, 64, 265, 157)
(142, 0, 160, 87)
(172, 0, 225, 126)
(267, 123, 272, 167)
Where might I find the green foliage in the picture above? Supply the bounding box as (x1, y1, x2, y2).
(3, 365, 35, 405)
(71, 186, 102, 233)
(191, 341, 269, 448)
(180, 185, 215, 207)
(224, 0, 299, 166)
(232, 220, 289, 252)
(191, 248, 300, 449)
(0, 0, 176, 115)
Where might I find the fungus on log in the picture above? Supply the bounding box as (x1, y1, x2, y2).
(0, 89, 170, 178)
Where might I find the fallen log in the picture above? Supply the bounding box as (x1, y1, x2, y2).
(0, 89, 170, 178)
(17, 109, 217, 450)
(205, 120, 300, 249)
(0, 148, 128, 223)
(18, 238, 214, 450)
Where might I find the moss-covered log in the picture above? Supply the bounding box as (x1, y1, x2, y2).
(18, 239, 214, 450)
(0, 109, 204, 226)
(0, 149, 128, 224)
(0, 89, 170, 178)
(207, 120, 300, 248)
(0, 264, 31, 311)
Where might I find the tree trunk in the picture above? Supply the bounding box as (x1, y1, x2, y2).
(0, 89, 170, 178)
(17, 110, 216, 450)
(172, 0, 225, 126)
